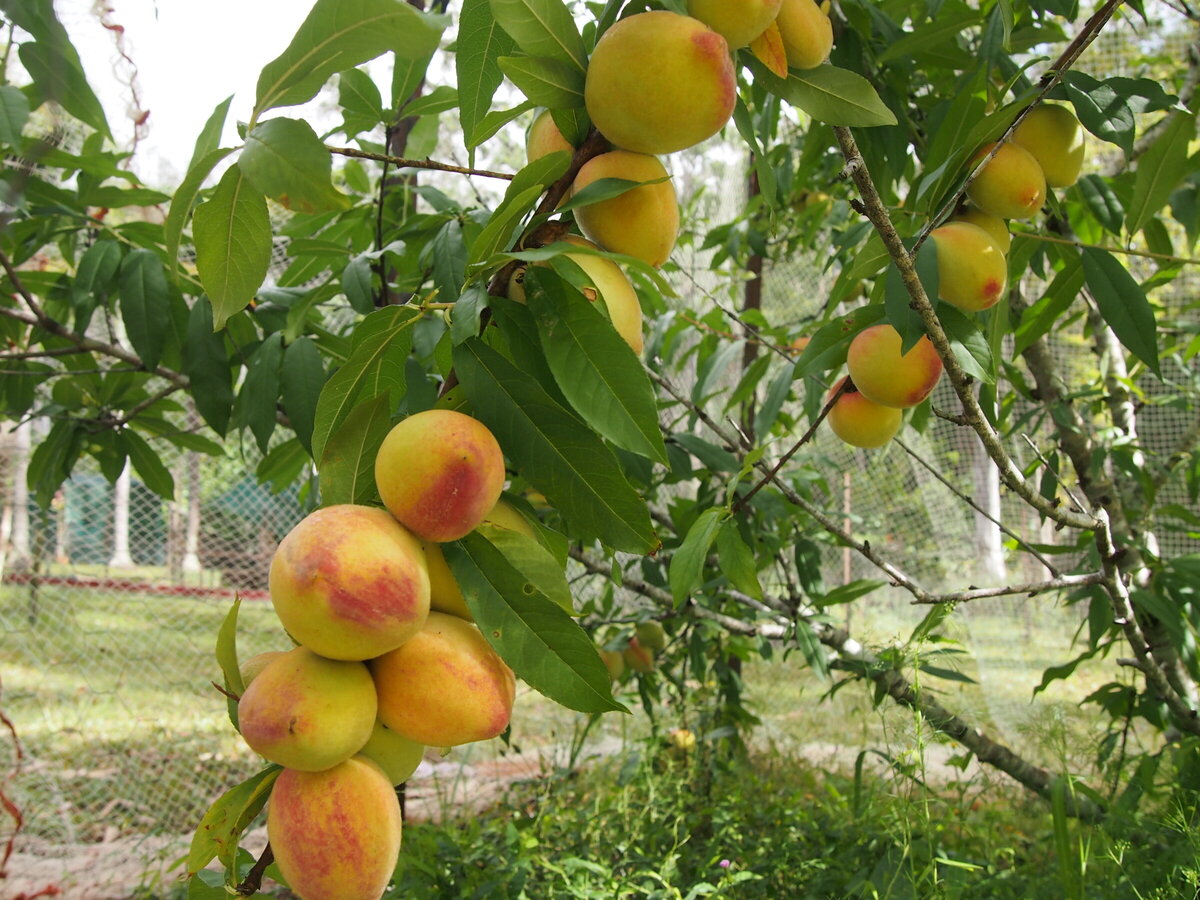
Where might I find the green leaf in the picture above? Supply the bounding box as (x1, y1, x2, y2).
(0, 84, 30, 145)
(876, 10, 980, 64)
(669, 507, 724, 606)
(186, 766, 280, 876)
(446, 534, 625, 714)
(118, 249, 169, 372)
(187, 95, 234, 171)
(214, 596, 244, 730)
(457, 0, 518, 146)
(469, 153, 570, 267)
(338, 67, 384, 135)
(1014, 250, 1084, 355)
(477, 522, 573, 614)
(318, 394, 391, 505)
(819, 579, 884, 607)
(27, 420, 84, 509)
(311, 307, 419, 461)
(182, 298, 234, 436)
(453, 338, 656, 553)
(239, 118, 350, 214)
(233, 333, 284, 454)
(121, 430, 175, 500)
(193, 166, 272, 330)
(72, 239, 121, 329)
(1080, 247, 1160, 375)
(342, 256, 375, 314)
(554, 174, 669, 216)
(489, 0, 588, 74)
(717, 521, 762, 600)
(1126, 110, 1196, 234)
(938, 304, 995, 383)
(791, 305, 888, 378)
(1064, 72, 1134, 155)
(257, 438, 311, 491)
(523, 267, 666, 463)
(16, 36, 110, 138)
(254, 0, 446, 116)
(751, 61, 896, 127)
(497, 55, 584, 108)
(1075, 174, 1124, 235)
(468, 100, 537, 152)
(281, 337, 326, 456)
(164, 147, 237, 285)
(884, 262, 925, 351)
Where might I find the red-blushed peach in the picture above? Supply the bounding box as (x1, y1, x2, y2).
(687, 0, 782, 48)
(421, 498, 538, 621)
(267, 756, 401, 900)
(846, 324, 943, 409)
(966, 142, 1046, 219)
(622, 636, 655, 673)
(526, 109, 574, 163)
(599, 647, 626, 681)
(572, 150, 678, 267)
(239, 650, 286, 688)
(951, 206, 1011, 253)
(358, 720, 425, 785)
(374, 409, 506, 543)
(584, 11, 736, 155)
(929, 221, 1009, 312)
(239, 648, 376, 772)
(826, 376, 903, 448)
(268, 505, 430, 661)
(370, 611, 516, 747)
(775, 0, 834, 69)
(1012, 104, 1085, 188)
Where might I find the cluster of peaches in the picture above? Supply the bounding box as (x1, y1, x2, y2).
(230, 409, 524, 900)
(825, 103, 1086, 448)
(508, 0, 834, 348)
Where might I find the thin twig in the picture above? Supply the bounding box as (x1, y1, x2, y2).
(327, 145, 514, 180)
(1020, 434, 1090, 515)
(910, 572, 1107, 604)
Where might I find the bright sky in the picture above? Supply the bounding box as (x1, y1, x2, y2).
(58, 0, 325, 188)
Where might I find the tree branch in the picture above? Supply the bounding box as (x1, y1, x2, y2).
(328, 145, 514, 180)
(909, 572, 1106, 605)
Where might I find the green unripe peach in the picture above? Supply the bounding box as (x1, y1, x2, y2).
(846, 324, 943, 409)
(929, 222, 1008, 312)
(527, 109, 574, 163)
(585, 11, 736, 155)
(1012, 103, 1085, 189)
(635, 620, 667, 652)
(776, 0, 833, 69)
(239, 647, 376, 772)
(951, 207, 1010, 253)
(826, 376, 903, 449)
(239, 650, 286, 688)
(269, 505, 430, 661)
(573, 151, 678, 267)
(687, 0, 782, 49)
(359, 720, 425, 785)
(508, 237, 644, 355)
(966, 142, 1046, 219)
(371, 611, 516, 747)
(375, 409, 506, 543)
(268, 756, 402, 900)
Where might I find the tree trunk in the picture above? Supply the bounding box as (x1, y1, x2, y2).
(182, 449, 202, 575)
(970, 432, 1007, 584)
(109, 461, 134, 568)
(8, 420, 32, 572)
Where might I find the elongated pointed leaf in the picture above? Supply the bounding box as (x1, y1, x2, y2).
(0, 84, 30, 146)
(122, 429, 175, 500)
(281, 337, 326, 455)
(751, 60, 896, 127)
(524, 268, 666, 463)
(479, 522, 573, 614)
(453, 338, 656, 553)
(669, 507, 724, 605)
(1126, 110, 1196, 234)
(1081, 246, 1160, 375)
(446, 534, 625, 713)
(233, 333, 284, 453)
(489, 0, 587, 74)
(318, 393, 391, 505)
(497, 55, 584, 108)
(183, 298, 234, 435)
(457, 0, 518, 145)
(119, 249, 169, 372)
(193, 166, 271, 330)
(938, 304, 995, 383)
(164, 146, 237, 284)
(239, 118, 349, 214)
(254, 0, 446, 116)
(187, 766, 280, 876)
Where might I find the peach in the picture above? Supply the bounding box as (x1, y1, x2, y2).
(584, 11, 736, 155)
(359, 719, 425, 785)
(422, 498, 538, 621)
(374, 409, 505, 543)
(572, 150, 678, 267)
(269, 505, 430, 661)
(635, 620, 667, 652)
(526, 109, 573, 163)
(929, 221, 1008, 312)
(951, 206, 1010, 253)
(826, 376, 903, 448)
(371, 611, 516, 747)
(846, 324, 943, 409)
(1012, 103, 1085, 188)
(239, 647, 376, 772)
(687, 0, 782, 48)
(268, 756, 402, 900)
(239, 650, 286, 688)
(599, 647, 626, 681)
(622, 636, 655, 673)
(966, 142, 1046, 219)
(508, 236, 644, 354)
(775, 0, 834, 69)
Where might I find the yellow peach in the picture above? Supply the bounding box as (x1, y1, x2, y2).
(239, 647, 376, 772)
(526, 109, 573, 163)
(585, 11, 736, 155)
(371, 611, 516, 747)
(846, 324, 943, 409)
(687, 0, 783, 49)
(622, 636, 655, 673)
(374, 409, 506, 543)
(826, 376, 903, 448)
(599, 647, 626, 681)
(775, 0, 834, 69)
(269, 505, 430, 661)
(1012, 103, 1085, 189)
(239, 650, 286, 688)
(929, 221, 1008, 312)
(268, 756, 402, 900)
(966, 142, 1046, 219)
(951, 206, 1010, 253)
(572, 150, 678, 267)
